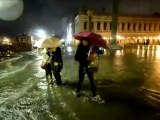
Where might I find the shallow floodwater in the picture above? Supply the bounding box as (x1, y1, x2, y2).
(0, 46, 160, 120)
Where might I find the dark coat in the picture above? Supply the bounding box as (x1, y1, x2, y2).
(51, 47, 63, 69)
(74, 43, 90, 66)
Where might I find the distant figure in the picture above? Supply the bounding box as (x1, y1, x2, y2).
(51, 47, 63, 85)
(146, 39, 149, 45)
(74, 39, 96, 97)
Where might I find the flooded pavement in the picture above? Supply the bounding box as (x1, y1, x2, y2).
(0, 46, 160, 120)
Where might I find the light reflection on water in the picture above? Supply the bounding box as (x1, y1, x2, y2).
(100, 45, 160, 93)
(127, 46, 160, 97)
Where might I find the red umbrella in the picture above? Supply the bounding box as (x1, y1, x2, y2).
(73, 31, 108, 49)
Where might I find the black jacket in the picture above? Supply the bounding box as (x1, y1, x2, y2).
(52, 47, 63, 64)
(74, 43, 90, 66)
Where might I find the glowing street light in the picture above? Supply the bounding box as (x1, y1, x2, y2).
(67, 46, 72, 52)
(60, 39, 65, 42)
(35, 29, 47, 39)
(103, 37, 107, 40)
(116, 35, 124, 40)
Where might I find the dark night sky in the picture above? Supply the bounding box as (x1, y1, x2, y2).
(0, 0, 160, 37)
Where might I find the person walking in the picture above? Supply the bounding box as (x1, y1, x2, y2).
(74, 39, 96, 97)
(41, 48, 53, 84)
(50, 47, 63, 85)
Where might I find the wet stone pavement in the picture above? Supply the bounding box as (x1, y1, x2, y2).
(0, 46, 160, 120)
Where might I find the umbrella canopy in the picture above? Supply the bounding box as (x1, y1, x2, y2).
(40, 36, 61, 48)
(73, 31, 108, 49)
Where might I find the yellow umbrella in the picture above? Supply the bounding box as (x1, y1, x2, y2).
(40, 36, 61, 48)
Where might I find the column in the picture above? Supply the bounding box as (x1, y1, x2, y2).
(118, 22, 122, 32)
(80, 21, 83, 31)
(140, 23, 144, 32)
(94, 21, 97, 32)
(87, 10, 94, 32)
(135, 23, 139, 32)
(111, 0, 119, 45)
(150, 24, 154, 31)
(100, 21, 104, 31)
(130, 23, 134, 32)
(146, 24, 149, 31)
(87, 21, 89, 31)
(124, 22, 128, 32)
(107, 22, 110, 31)
(155, 24, 159, 31)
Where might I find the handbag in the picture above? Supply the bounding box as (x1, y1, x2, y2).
(41, 55, 50, 69)
(88, 51, 99, 72)
(41, 61, 47, 69)
(89, 59, 99, 72)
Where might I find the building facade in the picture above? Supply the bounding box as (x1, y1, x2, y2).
(16, 33, 32, 51)
(75, 13, 160, 45)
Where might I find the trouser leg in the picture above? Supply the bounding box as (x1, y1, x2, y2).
(86, 67, 96, 96)
(76, 65, 85, 93)
(46, 67, 53, 84)
(53, 65, 62, 85)
(53, 71, 62, 85)
(46, 70, 52, 82)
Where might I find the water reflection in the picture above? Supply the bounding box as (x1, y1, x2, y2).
(136, 45, 160, 60)
(107, 45, 160, 107)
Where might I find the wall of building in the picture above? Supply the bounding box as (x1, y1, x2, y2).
(16, 34, 32, 51)
(74, 14, 160, 45)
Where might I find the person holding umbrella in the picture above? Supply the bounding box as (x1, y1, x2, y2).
(74, 38, 96, 97)
(50, 46, 63, 85)
(40, 36, 63, 85)
(74, 32, 108, 97)
(41, 48, 53, 84)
